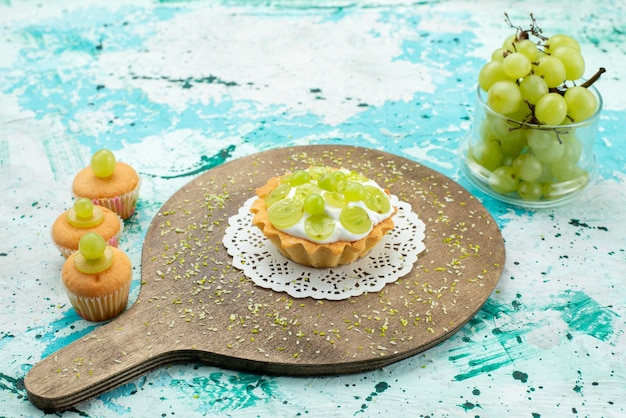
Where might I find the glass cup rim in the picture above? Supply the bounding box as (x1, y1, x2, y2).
(475, 82, 603, 130)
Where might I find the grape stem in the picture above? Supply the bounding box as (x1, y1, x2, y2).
(504, 116, 569, 145)
(504, 12, 547, 43)
(581, 67, 606, 88)
(549, 67, 606, 95)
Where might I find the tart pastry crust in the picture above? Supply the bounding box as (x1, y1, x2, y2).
(250, 176, 396, 268)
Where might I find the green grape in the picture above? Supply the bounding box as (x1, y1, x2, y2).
(532, 136, 565, 163)
(512, 154, 543, 182)
(501, 154, 515, 167)
(501, 34, 517, 50)
(526, 128, 554, 151)
(318, 172, 338, 191)
(491, 118, 526, 146)
(487, 80, 522, 115)
(470, 138, 502, 171)
(90, 149, 116, 178)
(519, 74, 549, 105)
(363, 186, 391, 214)
(304, 214, 335, 241)
(479, 116, 497, 141)
(534, 56, 566, 88)
(535, 93, 567, 126)
(502, 52, 532, 80)
(289, 169, 311, 186)
(564, 86, 598, 122)
(268, 199, 303, 228)
(509, 105, 533, 123)
(490, 117, 513, 138)
(335, 180, 347, 194)
(488, 166, 519, 194)
(534, 49, 548, 61)
(515, 39, 539, 61)
(517, 181, 543, 201)
(307, 166, 326, 180)
(74, 238, 114, 274)
(499, 131, 527, 156)
(293, 183, 320, 202)
(552, 46, 585, 81)
(535, 162, 554, 183)
(561, 134, 582, 163)
(339, 206, 372, 234)
(478, 61, 508, 91)
(324, 191, 347, 208)
(545, 34, 580, 54)
(264, 183, 291, 208)
(303, 193, 325, 215)
(78, 232, 106, 260)
(74, 197, 94, 218)
(67, 198, 103, 228)
(343, 181, 366, 202)
(331, 170, 347, 185)
(490, 47, 508, 62)
(550, 158, 579, 181)
(543, 171, 588, 200)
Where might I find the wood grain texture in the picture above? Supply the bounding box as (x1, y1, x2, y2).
(25, 145, 505, 411)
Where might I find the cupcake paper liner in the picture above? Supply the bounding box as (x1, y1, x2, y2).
(86, 179, 141, 220)
(65, 281, 131, 322)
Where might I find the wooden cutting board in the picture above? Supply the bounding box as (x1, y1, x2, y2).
(25, 145, 505, 411)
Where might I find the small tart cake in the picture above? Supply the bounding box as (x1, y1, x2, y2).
(62, 232, 132, 322)
(51, 198, 123, 258)
(72, 149, 141, 219)
(250, 167, 396, 268)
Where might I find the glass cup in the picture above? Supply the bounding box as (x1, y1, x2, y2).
(459, 84, 602, 208)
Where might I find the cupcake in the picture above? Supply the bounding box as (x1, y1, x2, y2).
(62, 232, 132, 322)
(72, 149, 141, 219)
(250, 166, 396, 268)
(51, 197, 123, 258)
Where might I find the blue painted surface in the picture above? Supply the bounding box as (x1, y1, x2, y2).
(1, 1, 625, 416)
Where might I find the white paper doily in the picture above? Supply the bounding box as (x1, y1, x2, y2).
(223, 197, 426, 300)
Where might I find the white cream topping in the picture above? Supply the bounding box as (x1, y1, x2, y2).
(276, 179, 396, 244)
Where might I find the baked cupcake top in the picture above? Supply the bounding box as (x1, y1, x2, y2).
(62, 232, 132, 298)
(256, 166, 395, 244)
(72, 149, 139, 199)
(52, 198, 122, 249)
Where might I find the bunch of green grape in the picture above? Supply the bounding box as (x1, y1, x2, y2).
(469, 14, 604, 202)
(265, 167, 391, 241)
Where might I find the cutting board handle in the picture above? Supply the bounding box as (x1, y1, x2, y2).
(25, 309, 170, 411)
